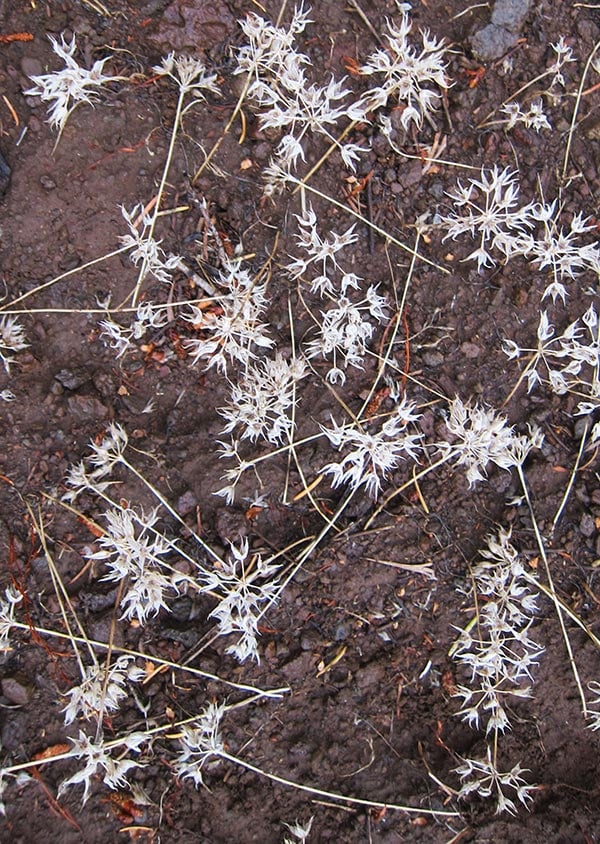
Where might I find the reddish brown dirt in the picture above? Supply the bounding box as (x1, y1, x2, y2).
(1, 1, 600, 842)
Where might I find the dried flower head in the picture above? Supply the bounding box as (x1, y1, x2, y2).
(58, 731, 145, 804)
(442, 398, 543, 487)
(455, 748, 536, 816)
(219, 353, 306, 444)
(0, 316, 28, 373)
(174, 701, 226, 787)
(25, 34, 122, 136)
(63, 656, 144, 725)
(352, 13, 448, 130)
(202, 538, 281, 663)
(153, 53, 219, 96)
(321, 397, 422, 497)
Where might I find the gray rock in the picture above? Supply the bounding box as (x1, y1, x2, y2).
(492, 0, 532, 30)
(471, 0, 533, 61)
(2, 676, 30, 706)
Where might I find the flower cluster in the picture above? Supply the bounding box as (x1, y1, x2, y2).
(287, 204, 359, 296)
(305, 287, 388, 385)
(352, 13, 448, 130)
(25, 34, 123, 136)
(0, 316, 28, 374)
(321, 396, 423, 497)
(0, 585, 22, 651)
(455, 750, 536, 816)
(219, 353, 306, 445)
(64, 422, 129, 501)
(184, 258, 273, 373)
(202, 539, 281, 663)
(58, 731, 145, 804)
(451, 530, 542, 814)
(99, 301, 169, 359)
(504, 305, 600, 414)
(174, 701, 226, 787)
(63, 656, 144, 725)
(440, 166, 536, 272)
(519, 204, 600, 303)
(153, 53, 219, 97)
(501, 98, 551, 133)
(119, 203, 182, 287)
(442, 397, 543, 487)
(90, 505, 182, 624)
(452, 529, 543, 734)
(237, 6, 364, 186)
(547, 36, 576, 88)
(440, 167, 599, 300)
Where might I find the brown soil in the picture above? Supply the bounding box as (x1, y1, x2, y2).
(1, 1, 599, 842)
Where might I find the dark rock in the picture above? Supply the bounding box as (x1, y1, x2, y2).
(55, 367, 90, 390)
(471, 0, 533, 61)
(0, 150, 10, 197)
(1, 676, 30, 706)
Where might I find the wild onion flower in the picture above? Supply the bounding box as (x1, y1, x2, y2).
(0, 586, 22, 651)
(455, 750, 536, 816)
(321, 397, 423, 497)
(202, 539, 281, 663)
(174, 701, 226, 787)
(0, 316, 28, 374)
(451, 529, 542, 814)
(58, 731, 145, 804)
(25, 34, 123, 136)
(219, 353, 306, 444)
(442, 397, 543, 487)
(440, 166, 536, 272)
(504, 305, 600, 413)
(351, 13, 448, 130)
(63, 656, 144, 725)
(184, 258, 273, 373)
(90, 505, 181, 624)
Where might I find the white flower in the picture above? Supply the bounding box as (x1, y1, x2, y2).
(219, 353, 306, 444)
(526, 203, 599, 302)
(100, 300, 169, 359)
(0, 316, 28, 373)
(236, 6, 361, 188)
(452, 530, 543, 737)
(548, 37, 576, 88)
(352, 14, 448, 130)
(321, 397, 422, 497)
(25, 34, 122, 135)
(442, 398, 543, 487)
(287, 204, 359, 295)
(174, 701, 226, 787)
(440, 167, 536, 271)
(87, 422, 129, 478)
(305, 286, 388, 384)
(119, 204, 182, 286)
(283, 816, 314, 843)
(203, 539, 281, 663)
(455, 747, 535, 815)
(501, 98, 551, 132)
(58, 731, 145, 804)
(63, 656, 144, 725)
(586, 681, 600, 730)
(153, 53, 219, 96)
(90, 506, 178, 624)
(504, 306, 600, 413)
(0, 585, 22, 651)
(184, 258, 273, 373)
